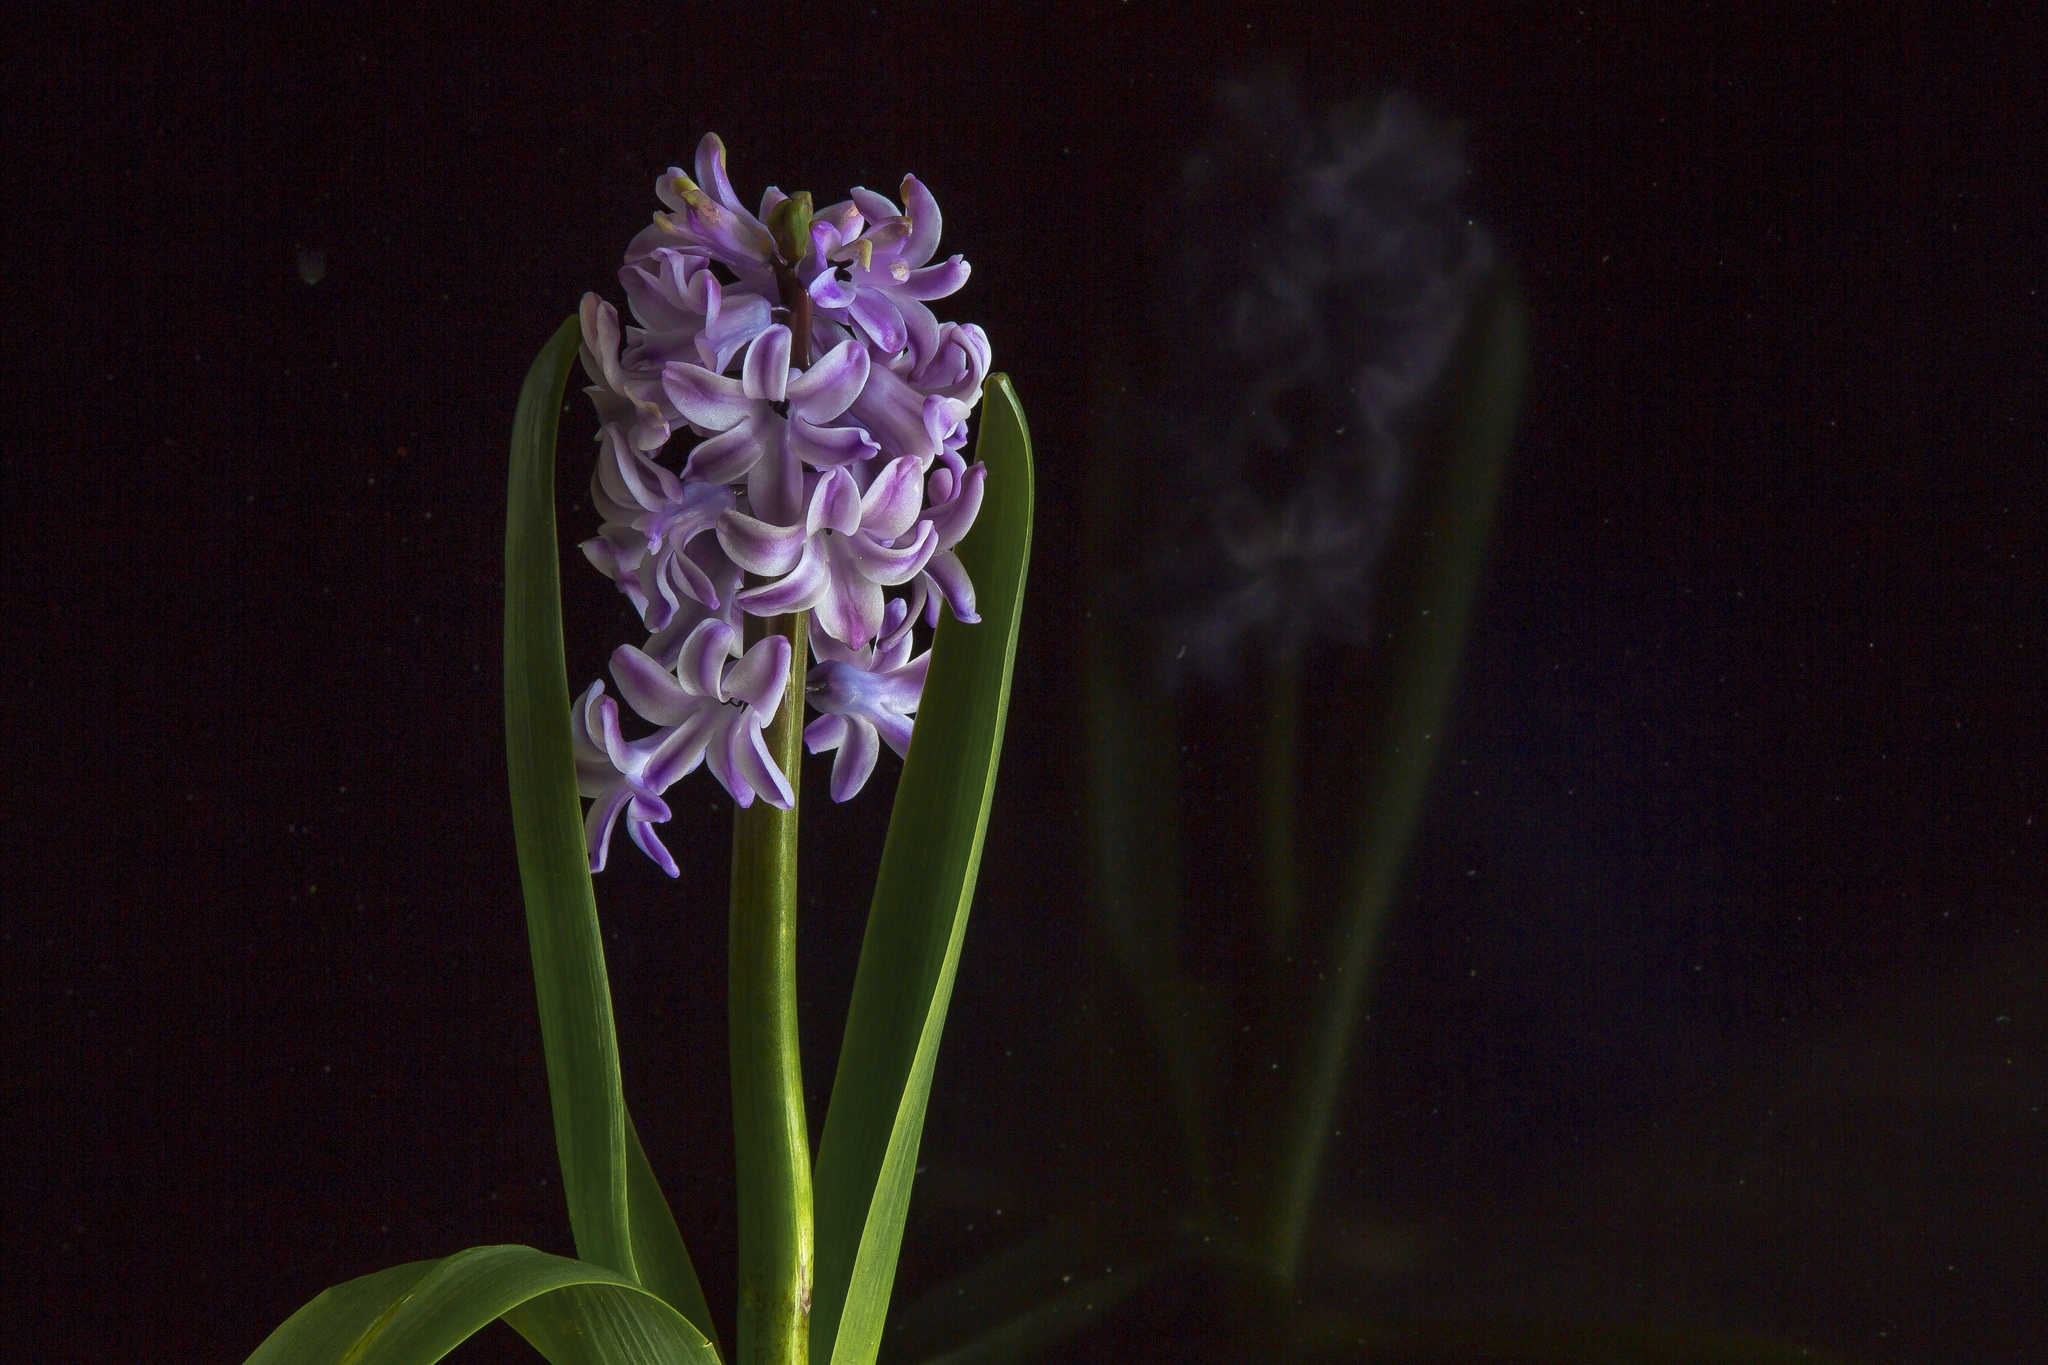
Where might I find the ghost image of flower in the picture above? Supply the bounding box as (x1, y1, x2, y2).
(1141, 75, 1492, 683)
(569, 131, 992, 872)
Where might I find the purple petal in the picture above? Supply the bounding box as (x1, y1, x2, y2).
(663, 363, 754, 430)
(860, 456, 926, 541)
(898, 175, 943, 268)
(788, 415, 880, 469)
(922, 548, 980, 624)
(584, 783, 632, 873)
(808, 468, 863, 538)
(726, 718, 795, 810)
(786, 340, 870, 422)
(828, 716, 881, 802)
(850, 185, 901, 224)
(735, 537, 831, 616)
(925, 461, 987, 549)
(627, 814, 681, 878)
(717, 510, 808, 576)
(815, 539, 889, 646)
(848, 288, 907, 354)
(642, 716, 714, 790)
(695, 133, 746, 215)
(846, 362, 938, 461)
(742, 324, 791, 402)
(900, 254, 970, 301)
(870, 705, 915, 760)
(808, 270, 858, 309)
(697, 293, 773, 372)
(723, 632, 792, 715)
(897, 297, 941, 372)
(847, 521, 939, 587)
(805, 712, 849, 754)
(678, 618, 739, 697)
(611, 644, 698, 726)
(744, 418, 804, 527)
(681, 418, 774, 485)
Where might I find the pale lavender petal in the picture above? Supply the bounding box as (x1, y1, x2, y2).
(678, 618, 739, 697)
(878, 588, 922, 654)
(921, 548, 980, 623)
(717, 510, 808, 576)
(870, 705, 915, 759)
(695, 133, 746, 215)
(681, 419, 774, 485)
(860, 456, 926, 540)
(742, 324, 792, 402)
(662, 544, 717, 610)
(848, 522, 939, 586)
(923, 395, 972, 457)
(925, 461, 987, 549)
(815, 538, 889, 645)
(808, 467, 863, 537)
(850, 185, 901, 224)
(663, 363, 753, 430)
(900, 254, 970, 300)
(612, 644, 698, 726)
(725, 719, 795, 810)
(808, 270, 858, 309)
(723, 633, 791, 715)
(805, 712, 849, 755)
(736, 537, 831, 615)
(846, 362, 937, 461)
(627, 815, 681, 878)
(898, 174, 943, 268)
(785, 340, 869, 421)
(642, 715, 714, 789)
(898, 297, 941, 372)
(698, 294, 774, 372)
(829, 716, 881, 802)
(848, 288, 907, 354)
(584, 784, 633, 873)
(788, 415, 880, 469)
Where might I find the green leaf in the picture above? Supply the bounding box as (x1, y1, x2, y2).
(505, 315, 720, 1352)
(810, 376, 1036, 1365)
(243, 1245, 718, 1365)
(1264, 269, 1530, 1286)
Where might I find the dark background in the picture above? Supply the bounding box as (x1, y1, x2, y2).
(4, 3, 2040, 1363)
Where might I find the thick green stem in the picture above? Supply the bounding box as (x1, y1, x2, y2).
(1261, 642, 1303, 969)
(731, 609, 814, 1365)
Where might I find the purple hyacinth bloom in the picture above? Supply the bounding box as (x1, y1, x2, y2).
(804, 176, 970, 370)
(611, 619, 797, 812)
(579, 295, 672, 452)
(580, 423, 736, 632)
(911, 448, 987, 625)
(804, 597, 931, 802)
(627, 134, 781, 296)
(663, 323, 874, 526)
(618, 248, 774, 375)
(717, 457, 939, 648)
(572, 680, 687, 876)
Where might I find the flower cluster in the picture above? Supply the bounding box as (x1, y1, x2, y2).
(572, 134, 991, 874)
(1142, 77, 1492, 684)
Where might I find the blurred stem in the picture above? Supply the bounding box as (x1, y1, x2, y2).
(1261, 641, 1303, 969)
(1259, 274, 1527, 1291)
(731, 609, 814, 1365)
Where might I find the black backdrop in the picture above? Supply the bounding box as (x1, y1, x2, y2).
(4, 4, 2040, 1363)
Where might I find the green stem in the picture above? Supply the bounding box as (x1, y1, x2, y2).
(1261, 642, 1303, 969)
(731, 609, 814, 1365)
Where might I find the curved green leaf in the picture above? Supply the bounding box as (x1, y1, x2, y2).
(505, 315, 720, 1351)
(243, 1245, 717, 1365)
(810, 376, 1035, 1365)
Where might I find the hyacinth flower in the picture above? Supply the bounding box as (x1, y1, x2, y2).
(242, 132, 1033, 1365)
(805, 597, 932, 801)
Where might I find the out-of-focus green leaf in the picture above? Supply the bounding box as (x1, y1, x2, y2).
(243, 1245, 718, 1365)
(884, 1220, 1179, 1365)
(1294, 1311, 1853, 1364)
(505, 315, 720, 1352)
(1265, 270, 1529, 1286)
(810, 376, 1035, 1365)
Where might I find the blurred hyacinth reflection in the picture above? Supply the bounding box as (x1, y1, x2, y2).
(1148, 76, 1493, 682)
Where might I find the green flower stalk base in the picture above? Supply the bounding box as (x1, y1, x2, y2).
(239, 317, 1033, 1365)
